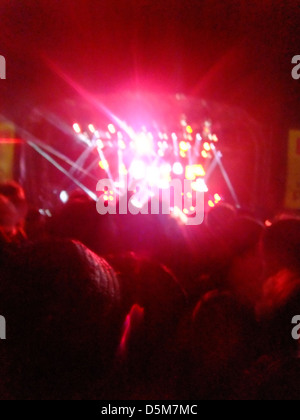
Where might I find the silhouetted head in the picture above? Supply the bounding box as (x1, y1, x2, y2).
(0, 181, 28, 226)
(1, 239, 122, 399)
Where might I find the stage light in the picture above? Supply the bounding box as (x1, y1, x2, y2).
(60, 191, 69, 204)
(134, 132, 153, 155)
(130, 160, 146, 180)
(147, 132, 154, 141)
(88, 124, 96, 134)
(172, 133, 178, 141)
(160, 163, 172, 175)
(208, 200, 215, 208)
(201, 150, 208, 159)
(109, 196, 114, 202)
(187, 192, 192, 199)
(186, 125, 193, 134)
(192, 179, 208, 193)
(214, 193, 222, 202)
(179, 141, 189, 152)
(183, 208, 189, 215)
(146, 166, 160, 185)
(181, 119, 187, 127)
(190, 206, 195, 212)
(108, 124, 116, 134)
(212, 134, 219, 142)
(265, 220, 272, 227)
(196, 133, 202, 141)
(180, 151, 186, 158)
(158, 179, 171, 190)
(99, 160, 109, 171)
(118, 139, 126, 150)
(203, 142, 211, 152)
(194, 164, 206, 177)
(97, 139, 104, 149)
(73, 123, 81, 134)
(158, 150, 164, 157)
(186, 165, 196, 181)
(173, 162, 184, 175)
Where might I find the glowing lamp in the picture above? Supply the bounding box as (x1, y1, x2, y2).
(88, 124, 95, 134)
(186, 125, 193, 134)
(73, 123, 81, 134)
(118, 139, 126, 150)
(203, 142, 211, 152)
(96, 139, 104, 149)
(99, 160, 109, 171)
(173, 162, 184, 175)
(194, 164, 206, 177)
(214, 193, 222, 203)
(134, 132, 153, 155)
(208, 200, 215, 208)
(130, 160, 146, 180)
(192, 179, 208, 193)
(212, 134, 219, 142)
(185, 165, 196, 181)
(179, 141, 189, 152)
(60, 191, 69, 204)
(108, 124, 116, 134)
(201, 150, 208, 159)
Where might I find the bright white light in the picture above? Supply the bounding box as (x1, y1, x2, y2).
(160, 163, 172, 175)
(192, 179, 208, 193)
(173, 162, 184, 175)
(60, 191, 69, 204)
(88, 124, 96, 134)
(96, 139, 104, 149)
(131, 198, 144, 209)
(134, 132, 153, 155)
(108, 124, 116, 134)
(130, 160, 147, 180)
(73, 123, 81, 134)
(146, 166, 160, 186)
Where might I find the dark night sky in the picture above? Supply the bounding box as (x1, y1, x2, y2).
(0, 0, 300, 211)
(0, 0, 300, 123)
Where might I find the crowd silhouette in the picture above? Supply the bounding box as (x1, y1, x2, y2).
(0, 181, 300, 400)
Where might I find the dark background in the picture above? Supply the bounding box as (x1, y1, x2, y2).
(0, 0, 300, 214)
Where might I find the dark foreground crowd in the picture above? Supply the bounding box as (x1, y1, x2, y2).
(0, 181, 300, 400)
